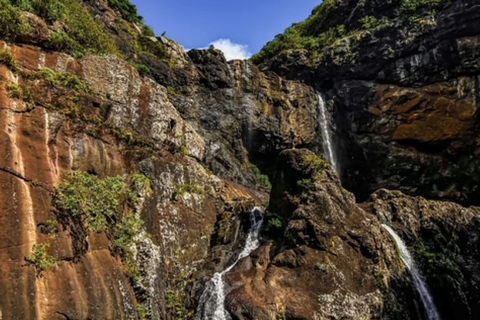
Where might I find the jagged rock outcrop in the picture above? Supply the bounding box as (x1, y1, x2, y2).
(254, 0, 480, 205)
(221, 149, 480, 320)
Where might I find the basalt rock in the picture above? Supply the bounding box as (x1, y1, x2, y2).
(221, 149, 480, 320)
(255, 0, 480, 205)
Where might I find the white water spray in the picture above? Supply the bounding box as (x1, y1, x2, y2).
(317, 93, 338, 173)
(382, 225, 441, 320)
(195, 207, 264, 320)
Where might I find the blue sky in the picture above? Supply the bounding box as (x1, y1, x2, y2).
(131, 0, 320, 60)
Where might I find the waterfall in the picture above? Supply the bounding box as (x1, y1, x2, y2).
(317, 93, 338, 173)
(382, 225, 441, 320)
(195, 207, 264, 320)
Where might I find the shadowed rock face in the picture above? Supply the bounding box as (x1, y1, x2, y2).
(256, 0, 480, 205)
(221, 149, 480, 320)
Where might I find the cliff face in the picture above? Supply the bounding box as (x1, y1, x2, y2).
(223, 149, 480, 320)
(254, 0, 480, 205)
(0, 2, 320, 317)
(1, 0, 480, 320)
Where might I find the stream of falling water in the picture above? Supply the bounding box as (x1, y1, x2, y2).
(382, 225, 441, 320)
(317, 93, 338, 173)
(195, 207, 264, 320)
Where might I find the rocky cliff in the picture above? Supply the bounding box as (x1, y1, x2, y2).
(254, 0, 480, 205)
(0, 0, 480, 320)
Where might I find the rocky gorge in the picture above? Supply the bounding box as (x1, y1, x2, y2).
(0, 0, 479, 319)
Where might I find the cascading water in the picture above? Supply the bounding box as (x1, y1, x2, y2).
(317, 93, 338, 173)
(382, 225, 441, 320)
(195, 207, 264, 320)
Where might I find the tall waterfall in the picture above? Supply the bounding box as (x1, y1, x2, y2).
(382, 225, 441, 320)
(317, 93, 338, 173)
(195, 207, 264, 320)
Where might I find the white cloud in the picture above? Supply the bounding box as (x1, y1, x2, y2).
(209, 39, 251, 61)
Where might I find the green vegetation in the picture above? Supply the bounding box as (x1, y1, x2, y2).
(166, 290, 194, 320)
(297, 178, 313, 188)
(130, 62, 151, 77)
(25, 243, 56, 275)
(7, 83, 33, 102)
(55, 171, 152, 280)
(137, 304, 149, 320)
(37, 68, 92, 93)
(400, 0, 450, 13)
(0, 0, 34, 41)
(303, 154, 330, 178)
(251, 165, 272, 191)
(4, 0, 117, 56)
(315, 262, 329, 272)
(0, 47, 17, 70)
(251, 0, 339, 64)
(175, 184, 205, 197)
(108, 0, 142, 23)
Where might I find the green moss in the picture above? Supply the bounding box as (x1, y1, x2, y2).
(25, 243, 56, 275)
(44, 31, 78, 53)
(175, 184, 205, 196)
(0, 47, 17, 70)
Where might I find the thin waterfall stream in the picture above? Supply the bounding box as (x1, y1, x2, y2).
(195, 207, 264, 320)
(382, 225, 441, 320)
(317, 93, 338, 173)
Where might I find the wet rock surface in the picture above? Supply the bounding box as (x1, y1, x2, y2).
(258, 0, 480, 205)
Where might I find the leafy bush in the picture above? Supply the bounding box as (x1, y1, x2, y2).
(0, 0, 33, 40)
(26, 243, 56, 274)
(55, 171, 152, 280)
(44, 31, 78, 53)
(362, 16, 379, 29)
(166, 290, 194, 320)
(137, 304, 149, 320)
(175, 184, 205, 196)
(0, 48, 17, 70)
(30, 0, 66, 21)
(400, 0, 450, 13)
(7, 83, 33, 102)
(251, 165, 272, 191)
(108, 0, 142, 23)
(303, 154, 330, 178)
(38, 68, 92, 93)
(131, 62, 151, 77)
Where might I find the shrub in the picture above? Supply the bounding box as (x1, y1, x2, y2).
(362, 15, 379, 29)
(7, 83, 33, 102)
(44, 31, 78, 53)
(38, 68, 92, 93)
(303, 154, 330, 178)
(26, 243, 56, 274)
(0, 48, 16, 70)
(137, 304, 149, 320)
(30, 0, 66, 21)
(251, 165, 272, 191)
(166, 290, 194, 320)
(108, 0, 142, 23)
(131, 62, 150, 77)
(0, 0, 33, 41)
(175, 184, 205, 196)
(55, 171, 152, 280)
(400, 0, 450, 13)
